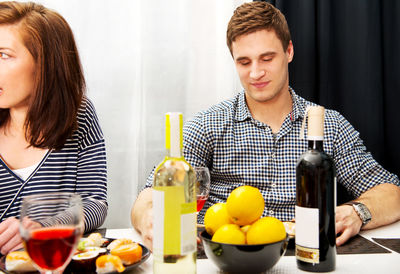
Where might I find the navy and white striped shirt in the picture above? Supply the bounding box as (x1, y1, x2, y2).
(146, 89, 399, 223)
(0, 98, 108, 232)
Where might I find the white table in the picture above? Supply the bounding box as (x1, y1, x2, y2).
(106, 221, 400, 273)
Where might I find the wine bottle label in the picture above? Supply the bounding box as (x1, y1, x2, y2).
(180, 210, 196, 254)
(296, 245, 320, 264)
(295, 206, 320, 263)
(153, 189, 165, 258)
(153, 187, 196, 257)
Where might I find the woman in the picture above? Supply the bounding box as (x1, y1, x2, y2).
(0, 1, 107, 254)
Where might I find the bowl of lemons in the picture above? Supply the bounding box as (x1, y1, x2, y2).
(200, 186, 289, 273)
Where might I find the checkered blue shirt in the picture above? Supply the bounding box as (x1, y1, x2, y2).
(146, 89, 399, 223)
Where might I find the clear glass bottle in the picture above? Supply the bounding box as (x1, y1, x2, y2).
(296, 106, 336, 272)
(153, 112, 197, 274)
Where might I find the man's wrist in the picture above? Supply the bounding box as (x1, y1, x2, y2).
(344, 201, 372, 226)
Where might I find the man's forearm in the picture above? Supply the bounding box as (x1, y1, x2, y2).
(131, 188, 152, 233)
(354, 183, 400, 230)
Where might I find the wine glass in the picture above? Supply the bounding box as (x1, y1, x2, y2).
(194, 166, 210, 213)
(19, 193, 84, 274)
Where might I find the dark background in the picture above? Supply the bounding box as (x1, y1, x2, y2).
(260, 0, 400, 202)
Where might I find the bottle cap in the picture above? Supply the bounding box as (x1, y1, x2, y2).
(300, 106, 325, 140)
(166, 112, 183, 157)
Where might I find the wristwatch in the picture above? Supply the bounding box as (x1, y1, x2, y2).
(344, 201, 372, 226)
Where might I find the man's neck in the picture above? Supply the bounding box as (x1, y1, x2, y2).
(246, 88, 293, 134)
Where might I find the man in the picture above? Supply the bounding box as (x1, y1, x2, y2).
(131, 1, 400, 250)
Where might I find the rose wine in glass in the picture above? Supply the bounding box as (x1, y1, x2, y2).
(20, 193, 83, 274)
(196, 196, 208, 212)
(194, 167, 210, 212)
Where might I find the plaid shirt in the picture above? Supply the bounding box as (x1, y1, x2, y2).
(146, 88, 399, 223)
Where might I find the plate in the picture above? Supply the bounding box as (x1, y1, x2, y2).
(0, 256, 35, 274)
(0, 240, 150, 274)
(283, 221, 295, 238)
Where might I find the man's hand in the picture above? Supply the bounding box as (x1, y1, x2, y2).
(131, 188, 154, 251)
(335, 184, 400, 246)
(139, 207, 153, 251)
(335, 205, 362, 246)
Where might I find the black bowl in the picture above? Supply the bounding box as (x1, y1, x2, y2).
(200, 230, 288, 273)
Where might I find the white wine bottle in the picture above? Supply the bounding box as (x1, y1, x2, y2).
(153, 112, 197, 274)
(296, 106, 336, 272)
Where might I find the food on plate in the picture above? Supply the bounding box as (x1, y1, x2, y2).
(283, 221, 295, 237)
(88, 232, 105, 246)
(110, 242, 142, 265)
(70, 250, 101, 273)
(77, 232, 108, 251)
(71, 235, 144, 273)
(106, 238, 133, 251)
(5, 250, 36, 272)
(3, 236, 145, 274)
(247, 217, 286, 245)
(69, 247, 108, 273)
(96, 255, 125, 273)
(83, 246, 108, 255)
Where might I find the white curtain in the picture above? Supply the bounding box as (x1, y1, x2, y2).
(29, 0, 248, 228)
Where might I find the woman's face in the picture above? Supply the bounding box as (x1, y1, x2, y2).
(0, 24, 36, 111)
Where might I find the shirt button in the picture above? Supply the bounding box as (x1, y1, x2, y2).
(271, 183, 276, 187)
(269, 210, 274, 214)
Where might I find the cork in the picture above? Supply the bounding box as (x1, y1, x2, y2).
(308, 106, 325, 140)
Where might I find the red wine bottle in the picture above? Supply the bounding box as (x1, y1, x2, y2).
(296, 106, 336, 272)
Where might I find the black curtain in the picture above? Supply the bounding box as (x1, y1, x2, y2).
(260, 0, 400, 202)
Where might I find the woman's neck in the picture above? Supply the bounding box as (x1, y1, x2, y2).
(3, 107, 28, 137)
(0, 107, 48, 170)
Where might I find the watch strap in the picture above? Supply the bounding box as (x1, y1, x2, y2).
(344, 201, 372, 226)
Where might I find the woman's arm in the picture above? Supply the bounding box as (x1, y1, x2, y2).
(76, 99, 108, 232)
(77, 140, 108, 232)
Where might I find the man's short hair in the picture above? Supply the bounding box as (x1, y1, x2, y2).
(227, 1, 291, 55)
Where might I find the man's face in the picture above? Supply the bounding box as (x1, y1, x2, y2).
(231, 29, 293, 107)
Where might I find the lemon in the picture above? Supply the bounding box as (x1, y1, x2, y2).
(204, 203, 232, 235)
(240, 224, 251, 234)
(246, 217, 286, 245)
(226, 186, 265, 226)
(212, 224, 246, 245)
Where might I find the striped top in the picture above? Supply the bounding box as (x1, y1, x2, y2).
(0, 98, 108, 232)
(146, 88, 399, 223)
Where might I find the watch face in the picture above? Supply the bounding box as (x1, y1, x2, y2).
(354, 203, 371, 225)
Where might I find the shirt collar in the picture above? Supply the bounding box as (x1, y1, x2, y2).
(234, 87, 307, 123)
(235, 90, 252, 122)
(289, 87, 307, 122)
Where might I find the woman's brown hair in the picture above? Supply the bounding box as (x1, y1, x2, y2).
(0, 1, 85, 150)
(227, 1, 291, 55)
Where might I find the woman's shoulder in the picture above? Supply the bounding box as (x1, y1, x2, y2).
(74, 97, 104, 145)
(77, 97, 97, 120)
